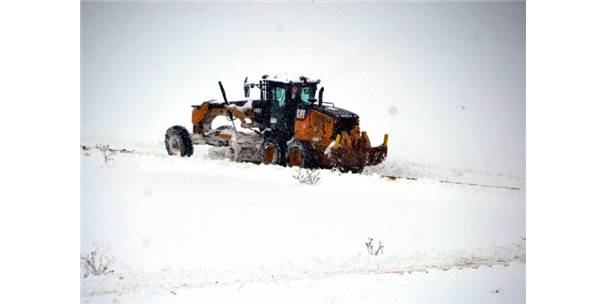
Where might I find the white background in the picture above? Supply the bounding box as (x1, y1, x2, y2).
(1, 0, 605, 303)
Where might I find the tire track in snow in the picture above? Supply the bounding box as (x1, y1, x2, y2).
(438, 179, 521, 191)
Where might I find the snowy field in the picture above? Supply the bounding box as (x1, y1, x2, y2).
(80, 2, 525, 302)
(80, 137, 525, 303)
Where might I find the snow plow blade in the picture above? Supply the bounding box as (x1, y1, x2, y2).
(330, 131, 388, 172)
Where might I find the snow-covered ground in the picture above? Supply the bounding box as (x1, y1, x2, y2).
(83, 264, 525, 304)
(80, 137, 525, 303)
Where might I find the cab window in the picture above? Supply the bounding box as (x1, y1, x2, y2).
(272, 87, 285, 107)
(271, 86, 286, 122)
(300, 87, 311, 104)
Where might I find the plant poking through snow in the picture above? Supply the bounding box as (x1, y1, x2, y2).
(81, 243, 115, 278)
(365, 237, 384, 256)
(292, 168, 321, 185)
(96, 144, 115, 166)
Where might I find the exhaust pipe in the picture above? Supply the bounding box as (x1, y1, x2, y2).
(319, 87, 324, 106)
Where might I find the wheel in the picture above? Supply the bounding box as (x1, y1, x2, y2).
(260, 138, 284, 165)
(286, 140, 315, 168)
(165, 125, 193, 157)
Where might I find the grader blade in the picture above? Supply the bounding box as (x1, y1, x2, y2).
(330, 129, 388, 172)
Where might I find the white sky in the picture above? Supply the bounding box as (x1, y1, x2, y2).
(81, 1, 525, 175)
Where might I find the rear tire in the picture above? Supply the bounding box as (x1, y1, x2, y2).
(260, 138, 284, 165)
(165, 125, 193, 157)
(286, 140, 315, 168)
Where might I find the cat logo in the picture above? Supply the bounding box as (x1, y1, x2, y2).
(296, 109, 306, 119)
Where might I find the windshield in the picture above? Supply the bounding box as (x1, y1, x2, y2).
(301, 87, 311, 104)
(297, 85, 316, 105)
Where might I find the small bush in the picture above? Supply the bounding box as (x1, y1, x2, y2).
(81, 243, 115, 278)
(293, 168, 321, 185)
(95, 144, 115, 166)
(365, 237, 384, 256)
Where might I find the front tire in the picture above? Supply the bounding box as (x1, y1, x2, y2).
(165, 125, 193, 157)
(286, 140, 315, 168)
(260, 139, 284, 165)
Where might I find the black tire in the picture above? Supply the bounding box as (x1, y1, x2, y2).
(337, 166, 364, 174)
(286, 140, 315, 168)
(348, 167, 364, 174)
(165, 125, 193, 157)
(260, 138, 284, 165)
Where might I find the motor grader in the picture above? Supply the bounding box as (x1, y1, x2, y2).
(165, 75, 388, 172)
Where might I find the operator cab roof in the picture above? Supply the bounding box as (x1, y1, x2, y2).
(261, 74, 320, 84)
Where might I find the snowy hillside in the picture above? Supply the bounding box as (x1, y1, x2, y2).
(80, 138, 525, 303)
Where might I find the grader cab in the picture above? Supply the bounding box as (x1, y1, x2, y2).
(165, 75, 388, 172)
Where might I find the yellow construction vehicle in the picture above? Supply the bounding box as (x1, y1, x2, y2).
(165, 75, 388, 172)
